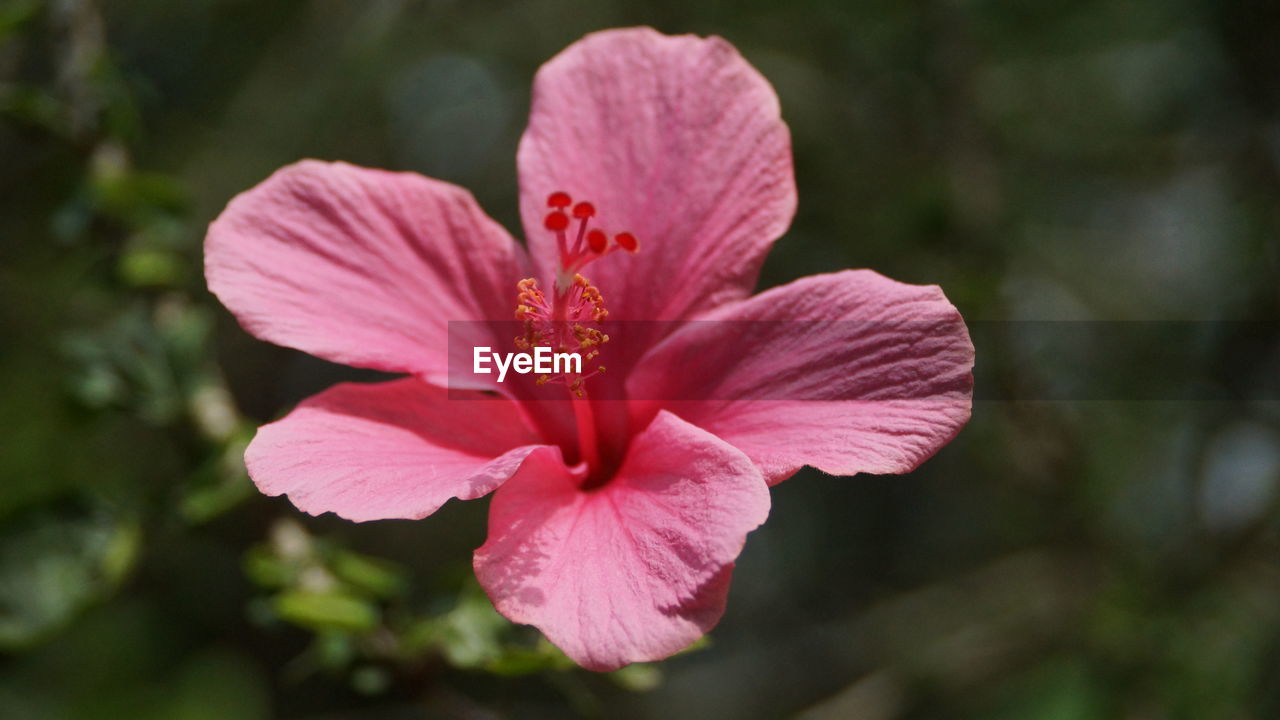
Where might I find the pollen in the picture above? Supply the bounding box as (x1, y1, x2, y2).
(525, 193, 639, 394)
(512, 273, 610, 391)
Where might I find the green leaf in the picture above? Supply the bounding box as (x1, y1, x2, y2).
(0, 508, 139, 649)
(435, 593, 506, 668)
(0, 0, 42, 42)
(273, 591, 379, 634)
(180, 439, 254, 525)
(242, 546, 294, 589)
(485, 648, 556, 676)
(330, 550, 406, 599)
(610, 663, 662, 692)
(118, 248, 183, 288)
(350, 666, 391, 696)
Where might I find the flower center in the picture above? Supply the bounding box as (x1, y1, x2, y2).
(513, 191, 640, 481)
(515, 191, 639, 395)
(514, 274, 608, 396)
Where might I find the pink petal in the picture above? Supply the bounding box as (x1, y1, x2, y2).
(518, 27, 796, 324)
(474, 411, 769, 670)
(627, 270, 974, 484)
(206, 160, 529, 383)
(246, 378, 547, 522)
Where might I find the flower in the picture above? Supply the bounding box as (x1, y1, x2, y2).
(205, 27, 974, 671)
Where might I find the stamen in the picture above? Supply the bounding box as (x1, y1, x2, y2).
(572, 202, 595, 219)
(511, 274, 609, 390)
(547, 191, 572, 208)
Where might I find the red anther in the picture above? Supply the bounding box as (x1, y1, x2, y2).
(614, 232, 639, 253)
(586, 229, 607, 253)
(547, 191, 572, 208)
(572, 202, 595, 219)
(544, 211, 569, 232)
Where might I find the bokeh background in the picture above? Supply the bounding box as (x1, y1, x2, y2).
(3, 0, 1280, 718)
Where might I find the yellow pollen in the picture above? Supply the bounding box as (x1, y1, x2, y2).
(510, 273, 609, 393)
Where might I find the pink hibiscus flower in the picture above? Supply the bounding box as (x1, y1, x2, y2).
(205, 27, 974, 670)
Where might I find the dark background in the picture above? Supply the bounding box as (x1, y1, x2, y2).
(3, 0, 1280, 717)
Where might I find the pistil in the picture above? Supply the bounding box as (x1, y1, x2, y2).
(517, 191, 640, 475)
(570, 388, 600, 471)
(542, 193, 639, 292)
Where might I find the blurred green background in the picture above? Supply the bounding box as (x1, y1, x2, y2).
(3, 0, 1280, 718)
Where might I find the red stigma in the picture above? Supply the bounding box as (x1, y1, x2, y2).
(586, 229, 607, 253)
(544, 211, 569, 232)
(614, 232, 639, 253)
(544, 196, 639, 279)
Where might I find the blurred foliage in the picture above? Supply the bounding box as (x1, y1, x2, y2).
(239, 516, 657, 688)
(1, 0, 1279, 718)
(0, 504, 137, 649)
